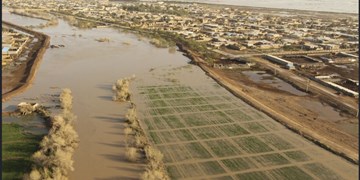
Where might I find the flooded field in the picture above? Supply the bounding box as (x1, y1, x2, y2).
(131, 66, 358, 179)
(2, 9, 47, 26)
(242, 71, 308, 96)
(2, 114, 48, 135)
(2, 10, 358, 179)
(298, 99, 358, 137)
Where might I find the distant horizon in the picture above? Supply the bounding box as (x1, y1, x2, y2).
(160, 0, 358, 14)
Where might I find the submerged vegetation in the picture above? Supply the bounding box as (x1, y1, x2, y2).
(123, 104, 170, 180)
(112, 77, 134, 102)
(10, 9, 59, 29)
(24, 89, 79, 180)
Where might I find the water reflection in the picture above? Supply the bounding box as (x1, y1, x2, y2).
(242, 70, 308, 96)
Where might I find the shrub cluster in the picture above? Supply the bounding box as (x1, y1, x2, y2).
(112, 78, 132, 102)
(24, 89, 79, 180)
(123, 104, 169, 180)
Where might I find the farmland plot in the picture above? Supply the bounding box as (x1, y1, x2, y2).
(134, 85, 357, 179)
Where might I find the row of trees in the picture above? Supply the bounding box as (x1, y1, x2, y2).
(24, 89, 79, 180)
(113, 77, 170, 180)
(124, 105, 169, 180)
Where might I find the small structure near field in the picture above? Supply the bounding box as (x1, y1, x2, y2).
(264, 54, 295, 70)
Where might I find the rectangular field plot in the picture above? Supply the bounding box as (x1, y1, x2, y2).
(242, 122, 269, 133)
(185, 142, 212, 159)
(141, 87, 158, 94)
(174, 129, 196, 141)
(149, 107, 175, 116)
(158, 131, 178, 143)
(162, 92, 196, 99)
(233, 136, 273, 154)
(303, 163, 343, 180)
(149, 130, 195, 144)
(158, 86, 177, 93)
(267, 166, 314, 180)
(213, 103, 238, 110)
(143, 117, 167, 130)
(251, 153, 290, 167)
(236, 171, 269, 180)
(221, 157, 257, 172)
(157, 146, 176, 163)
(194, 104, 217, 112)
(260, 121, 283, 131)
(224, 109, 253, 122)
(167, 165, 183, 179)
(220, 124, 250, 136)
(149, 132, 162, 144)
(284, 151, 311, 162)
(198, 161, 226, 175)
(192, 126, 226, 140)
(146, 93, 162, 100)
(203, 111, 233, 124)
(187, 97, 208, 105)
(205, 139, 242, 157)
(146, 100, 168, 108)
(172, 86, 193, 92)
(208, 176, 233, 180)
(177, 163, 204, 178)
(181, 113, 210, 126)
(205, 96, 226, 103)
(173, 106, 199, 113)
(162, 144, 193, 162)
(161, 115, 185, 129)
(259, 134, 294, 150)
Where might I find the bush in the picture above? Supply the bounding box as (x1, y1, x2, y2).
(59, 89, 73, 110)
(113, 78, 131, 102)
(135, 134, 148, 148)
(141, 169, 169, 180)
(126, 147, 139, 162)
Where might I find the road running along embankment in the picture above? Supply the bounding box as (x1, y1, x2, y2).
(2, 21, 50, 102)
(176, 43, 359, 165)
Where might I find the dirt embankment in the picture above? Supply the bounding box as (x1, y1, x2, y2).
(176, 43, 359, 164)
(2, 21, 50, 102)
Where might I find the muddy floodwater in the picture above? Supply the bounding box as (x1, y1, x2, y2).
(242, 70, 308, 96)
(2, 11, 189, 179)
(2, 11, 358, 179)
(2, 9, 47, 26)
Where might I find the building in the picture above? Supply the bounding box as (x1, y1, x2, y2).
(265, 54, 295, 70)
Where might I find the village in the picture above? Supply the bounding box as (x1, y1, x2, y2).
(3, 0, 359, 52)
(2, 25, 32, 68)
(3, 0, 359, 97)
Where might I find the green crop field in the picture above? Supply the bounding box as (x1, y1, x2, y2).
(136, 85, 354, 179)
(2, 123, 42, 180)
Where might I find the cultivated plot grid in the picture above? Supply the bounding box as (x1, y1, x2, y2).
(136, 85, 349, 180)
